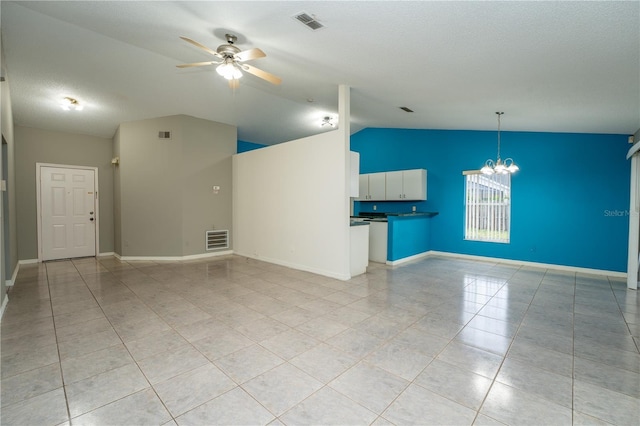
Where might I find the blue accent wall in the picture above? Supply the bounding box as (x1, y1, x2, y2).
(351, 128, 630, 272)
(237, 140, 266, 153)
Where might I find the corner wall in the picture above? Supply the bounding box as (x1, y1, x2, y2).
(116, 115, 235, 257)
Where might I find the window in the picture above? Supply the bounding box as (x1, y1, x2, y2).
(464, 172, 511, 243)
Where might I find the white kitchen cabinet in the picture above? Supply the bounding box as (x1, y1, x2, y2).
(385, 169, 427, 201)
(368, 221, 388, 262)
(357, 172, 386, 201)
(350, 224, 369, 276)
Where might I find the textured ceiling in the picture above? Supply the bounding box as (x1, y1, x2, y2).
(1, 1, 639, 145)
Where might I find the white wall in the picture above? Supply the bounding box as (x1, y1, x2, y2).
(233, 129, 351, 280)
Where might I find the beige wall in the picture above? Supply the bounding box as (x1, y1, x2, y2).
(117, 115, 235, 257)
(15, 126, 114, 260)
(1, 32, 18, 309)
(180, 115, 235, 256)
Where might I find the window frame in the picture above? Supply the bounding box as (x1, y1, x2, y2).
(463, 170, 512, 244)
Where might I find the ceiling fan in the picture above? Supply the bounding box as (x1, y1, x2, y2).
(177, 34, 281, 88)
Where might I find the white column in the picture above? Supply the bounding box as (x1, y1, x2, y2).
(339, 84, 353, 278)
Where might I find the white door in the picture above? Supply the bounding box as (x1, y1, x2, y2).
(40, 166, 96, 261)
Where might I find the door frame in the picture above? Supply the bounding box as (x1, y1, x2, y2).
(36, 163, 100, 262)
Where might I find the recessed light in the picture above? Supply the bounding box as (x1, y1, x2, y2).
(61, 97, 83, 111)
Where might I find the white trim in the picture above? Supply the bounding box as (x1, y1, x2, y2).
(114, 250, 234, 262)
(0, 294, 8, 322)
(5, 262, 19, 286)
(19, 259, 39, 265)
(235, 250, 351, 281)
(626, 140, 640, 160)
(36, 163, 100, 262)
(427, 250, 626, 278)
(98, 252, 115, 257)
(386, 251, 430, 266)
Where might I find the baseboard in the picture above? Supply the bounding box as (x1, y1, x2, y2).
(386, 251, 430, 266)
(0, 294, 8, 323)
(235, 251, 351, 281)
(98, 252, 115, 257)
(427, 250, 627, 278)
(114, 250, 234, 262)
(5, 262, 20, 287)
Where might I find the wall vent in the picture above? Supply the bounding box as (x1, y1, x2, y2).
(293, 12, 325, 30)
(206, 230, 229, 251)
(158, 131, 172, 139)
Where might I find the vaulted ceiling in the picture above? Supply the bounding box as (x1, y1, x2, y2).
(2, 1, 639, 145)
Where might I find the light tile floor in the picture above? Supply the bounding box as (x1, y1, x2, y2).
(1, 255, 639, 425)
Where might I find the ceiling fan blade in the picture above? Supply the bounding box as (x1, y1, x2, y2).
(228, 79, 240, 89)
(180, 36, 221, 58)
(242, 64, 282, 85)
(176, 61, 219, 68)
(235, 47, 266, 62)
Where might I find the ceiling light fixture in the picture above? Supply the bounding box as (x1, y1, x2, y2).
(320, 116, 336, 128)
(481, 112, 519, 175)
(61, 97, 83, 111)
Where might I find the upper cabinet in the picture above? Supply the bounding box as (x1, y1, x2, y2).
(358, 169, 427, 201)
(386, 169, 427, 200)
(357, 172, 386, 201)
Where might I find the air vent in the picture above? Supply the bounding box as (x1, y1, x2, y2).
(293, 12, 325, 30)
(158, 131, 172, 139)
(399, 107, 414, 113)
(206, 230, 229, 251)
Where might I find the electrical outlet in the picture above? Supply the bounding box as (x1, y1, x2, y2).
(412, 206, 416, 212)
(373, 205, 377, 211)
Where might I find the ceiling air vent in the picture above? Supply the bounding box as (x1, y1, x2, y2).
(399, 107, 414, 113)
(206, 230, 229, 251)
(158, 131, 172, 139)
(293, 12, 325, 30)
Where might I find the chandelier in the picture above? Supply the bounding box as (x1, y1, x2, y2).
(481, 112, 519, 175)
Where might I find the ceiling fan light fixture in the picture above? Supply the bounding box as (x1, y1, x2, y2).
(61, 96, 83, 111)
(216, 62, 242, 80)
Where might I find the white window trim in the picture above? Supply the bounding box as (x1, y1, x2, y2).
(463, 170, 511, 244)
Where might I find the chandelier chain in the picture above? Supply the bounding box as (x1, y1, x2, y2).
(496, 111, 503, 160)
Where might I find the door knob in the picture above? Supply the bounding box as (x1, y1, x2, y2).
(89, 218, 94, 221)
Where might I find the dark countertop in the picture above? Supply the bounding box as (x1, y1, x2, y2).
(350, 220, 371, 227)
(354, 211, 439, 220)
